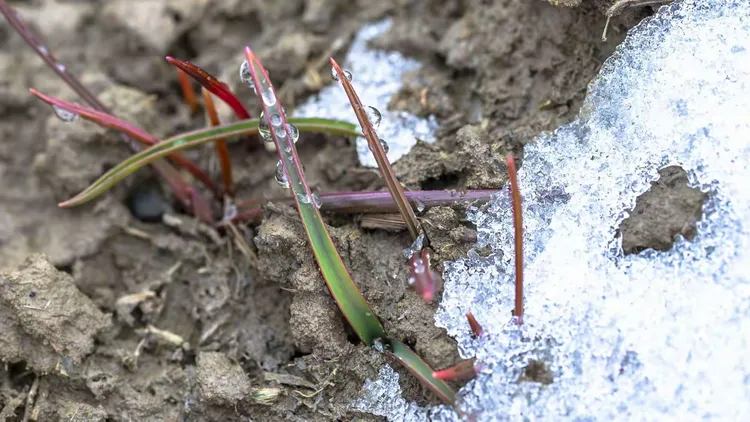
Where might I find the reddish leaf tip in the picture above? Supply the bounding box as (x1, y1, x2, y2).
(432, 359, 478, 381)
(466, 312, 484, 337)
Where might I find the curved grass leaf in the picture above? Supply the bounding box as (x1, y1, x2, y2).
(202, 88, 234, 196)
(58, 117, 359, 207)
(0, 2, 203, 211)
(243, 47, 386, 346)
(30, 89, 222, 197)
(387, 340, 457, 406)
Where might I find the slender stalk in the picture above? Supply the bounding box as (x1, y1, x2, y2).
(330, 58, 422, 241)
(166, 57, 251, 120)
(202, 88, 233, 197)
(177, 69, 199, 114)
(56, 115, 359, 207)
(506, 154, 524, 324)
(0, 1, 198, 210)
(237, 189, 495, 214)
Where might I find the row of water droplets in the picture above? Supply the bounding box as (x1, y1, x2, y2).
(330, 66, 388, 153)
(240, 59, 321, 208)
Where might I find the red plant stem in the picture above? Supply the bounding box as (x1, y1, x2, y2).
(236, 189, 495, 214)
(0, 2, 201, 210)
(433, 359, 478, 381)
(202, 88, 234, 197)
(29, 89, 222, 198)
(506, 154, 524, 325)
(330, 58, 422, 241)
(408, 248, 441, 302)
(188, 187, 214, 225)
(165, 57, 251, 120)
(466, 312, 484, 337)
(177, 69, 199, 114)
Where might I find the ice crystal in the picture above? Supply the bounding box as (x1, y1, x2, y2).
(294, 19, 438, 167)
(359, 1, 750, 420)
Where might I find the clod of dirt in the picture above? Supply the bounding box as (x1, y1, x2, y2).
(395, 125, 507, 190)
(619, 166, 707, 254)
(0, 254, 111, 373)
(193, 352, 252, 408)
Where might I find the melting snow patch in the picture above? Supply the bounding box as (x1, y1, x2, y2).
(357, 1, 750, 420)
(293, 19, 438, 167)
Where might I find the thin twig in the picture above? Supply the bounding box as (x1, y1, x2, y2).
(202, 88, 234, 196)
(506, 154, 524, 324)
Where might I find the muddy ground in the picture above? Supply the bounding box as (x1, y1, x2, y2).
(0, 0, 701, 421)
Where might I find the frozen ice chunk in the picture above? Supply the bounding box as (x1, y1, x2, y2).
(293, 20, 438, 167)
(360, 0, 750, 420)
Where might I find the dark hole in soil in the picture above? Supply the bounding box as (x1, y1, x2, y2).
(421, 172, 460, 191)
(520, 359, 553, 385)
(343, 321, 362, 346)
(618, 166, 708, 255)
(55, 262, 73, 274)
(126, 181, 168, 223)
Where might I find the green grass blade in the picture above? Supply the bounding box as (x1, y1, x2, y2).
(243, 47, 386, 346)
(387, 340, 457, 406)
(59, 117, 359, 207)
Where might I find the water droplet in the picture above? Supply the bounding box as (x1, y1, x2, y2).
(402, 232, 426, 260)
(261, 88, 277, 106)
(239, 60, 255, 90)
(407, 276, 416, 286)
(372, 338, 384, 353)
(275, 161, 289, 188)
(415, 198, 426, 213)
(52, 105, 79, 123)
(413, 258, 426, 274)
(365, 106, 382, 128)
(368, 138, 389, 154)
(330, 66, 352, 82)
(287, 124, 299, 143)
(222, 201, 238, 221)
(258, 112, 272, 143)
(296, 192, 312, 204)
(269, 113, 282, 127)
(312, 193, 322, 209)
(55, 63, 65, 73)
(38, 45, 48, 56)
(283, 144, 292, 153)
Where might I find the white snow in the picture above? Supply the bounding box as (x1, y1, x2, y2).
(293, 19, 438, 167)
(357, 0, 750, 420)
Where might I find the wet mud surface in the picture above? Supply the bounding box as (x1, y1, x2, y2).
(0, 0, 678, 420)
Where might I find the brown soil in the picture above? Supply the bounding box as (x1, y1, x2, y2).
(0, 0, 677, 420)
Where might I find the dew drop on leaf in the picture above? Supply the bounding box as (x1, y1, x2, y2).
(275, 160, 289, 188)
(258, 112, 272, 143)
(312, 193, 322, 209)
(330, 66, 352, 82)
(52, 105, 79, 123)
(239, 60, 255, 90)
(287, 123, 299, 143)
(365, 106, 382, 128)
(261, 88, 277, 106)
(296, 192, 312, 204)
